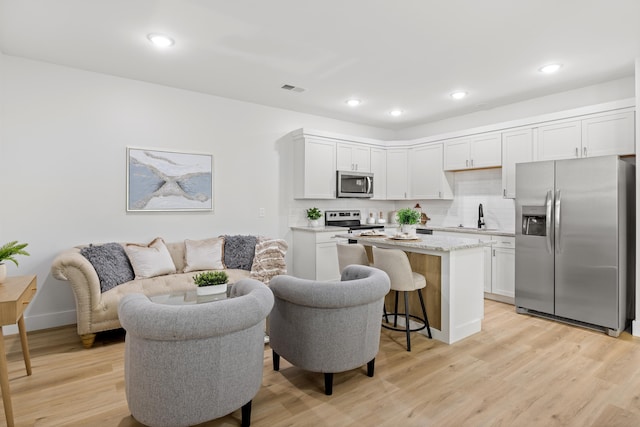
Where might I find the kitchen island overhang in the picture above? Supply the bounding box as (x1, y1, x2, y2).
(337, 234, 488, 344)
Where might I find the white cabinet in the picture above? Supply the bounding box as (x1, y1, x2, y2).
(293, 135, 336, 199)
(386, 148, 408, 199)
(408, 143, 453, 199)
(444, 133, 502, 171)
(336, 143, 371, 172)
(501, 128, 533, 199)
(292, 230, 341, 281)
(536, 110, 635, 161)
(370, 148, 387, 199)
(536, 120, 582, 161)
(581, 111, 635, 157)
(432, 231, 514, 303)
(490, 237, 515, 299)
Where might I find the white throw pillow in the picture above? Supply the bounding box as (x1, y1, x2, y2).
(125, 237, 177, 279)
(183, 237, 225, 273)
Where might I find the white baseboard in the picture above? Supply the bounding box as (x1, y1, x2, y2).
(3, 310, 77, 336)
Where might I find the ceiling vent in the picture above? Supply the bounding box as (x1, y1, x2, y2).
(281, 84, 305, 93)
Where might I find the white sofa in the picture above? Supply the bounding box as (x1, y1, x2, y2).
(51, 236, 287, 348)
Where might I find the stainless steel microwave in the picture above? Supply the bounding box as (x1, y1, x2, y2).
(337, 171, 373, 198)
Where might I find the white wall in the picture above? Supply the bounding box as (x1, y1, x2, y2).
(397, 77, 635, 140)
(0, 55, 394, 333)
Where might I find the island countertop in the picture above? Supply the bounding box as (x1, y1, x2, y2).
(335, 233, 489, 252)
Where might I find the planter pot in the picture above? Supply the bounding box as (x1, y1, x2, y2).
(308, 219, 320, 227)
(400, 224, 417, 237)
(0, 263, 6, 284)
(196, 283, 227, 296)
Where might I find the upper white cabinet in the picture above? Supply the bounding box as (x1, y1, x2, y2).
(370, 148, 387, 199)
(536, 110, 635, 161)
(536, 120, 582, 161)
(293, 135, 336, 199)
(581, 111, 635, 157)
(444, 133, 502, 171)
(336, 142, 371, 172)
(408, 143, 453, 199)
(386, 149, 408, 199)
(501, 128, 533, 199)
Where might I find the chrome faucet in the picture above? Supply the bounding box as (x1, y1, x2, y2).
(478, 203, 485, 229)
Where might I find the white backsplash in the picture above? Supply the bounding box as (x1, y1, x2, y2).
(288, 169, 515, 232)
(417, 169, 515, 232)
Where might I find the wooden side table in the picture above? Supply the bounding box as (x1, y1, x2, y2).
(0, 275, 37, 427)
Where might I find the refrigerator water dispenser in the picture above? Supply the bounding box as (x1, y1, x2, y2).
(521, 206, 546, 236)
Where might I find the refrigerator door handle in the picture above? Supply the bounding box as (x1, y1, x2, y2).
(545, 189, 553, 254)
(555, 190, 562, 253)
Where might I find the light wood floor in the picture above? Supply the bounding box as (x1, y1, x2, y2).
(4, 300, 640, 426)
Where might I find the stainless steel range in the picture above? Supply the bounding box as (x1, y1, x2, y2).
(324, 210, 384, 232)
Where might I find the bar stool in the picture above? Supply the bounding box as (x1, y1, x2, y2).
(337, 243, 370, 272)
(372, 247, 432, 351)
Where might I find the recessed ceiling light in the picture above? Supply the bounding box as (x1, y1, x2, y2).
(389, 109, 403, 117)
(147, 33, 175, 48)
(346, 99, 362, 107)
(539, 63, 562, 74)
(450, 91, 468, 100)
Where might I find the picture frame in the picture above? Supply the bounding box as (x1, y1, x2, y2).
(127, 147, 213, 212)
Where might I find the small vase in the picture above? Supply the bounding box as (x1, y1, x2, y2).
(308, 219, 320, 227)
(400, 224, 417, 237)
(196, 283, 227, 295)
(0, 263, 6, 284)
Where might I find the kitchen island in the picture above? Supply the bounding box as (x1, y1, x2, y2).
(340, 233, 487, 344)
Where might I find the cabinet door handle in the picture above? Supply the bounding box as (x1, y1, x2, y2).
(575, 147, 578, 157)
(466, 159, 469, 167)
(471, 159, 474, 167)
(493, 249, 496, 257)
(503, 189, 506, 197)
(438, 191, 442, 198)
(583, 146, 587, 157)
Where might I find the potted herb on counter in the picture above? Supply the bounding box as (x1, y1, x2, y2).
(306, 207, 322, 227)
(396, 208, 421, 236)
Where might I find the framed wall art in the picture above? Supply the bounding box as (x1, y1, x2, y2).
(127, 148, 213, 212)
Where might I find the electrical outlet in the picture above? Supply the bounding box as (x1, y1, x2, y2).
(258, 208, 266, 217)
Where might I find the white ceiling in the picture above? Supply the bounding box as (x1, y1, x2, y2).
(1, 0, 639, 130)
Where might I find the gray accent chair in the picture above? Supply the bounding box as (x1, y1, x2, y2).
(118, 279, 274, 427)
(268, 265, 390, 395)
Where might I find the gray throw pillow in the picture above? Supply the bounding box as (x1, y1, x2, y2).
(81, 243, 135, 293)
(223, 235, 258, 271)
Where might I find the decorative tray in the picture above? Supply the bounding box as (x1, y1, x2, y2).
(388, 235, 421, 241)
(358, 231, 387, 237)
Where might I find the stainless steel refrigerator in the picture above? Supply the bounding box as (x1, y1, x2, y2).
(515, 155, 635, 336)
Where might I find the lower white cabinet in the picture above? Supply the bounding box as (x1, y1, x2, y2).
(433, 231, 514, 303)
(490, 237, 515, 299)
(292, 230, 341, 281)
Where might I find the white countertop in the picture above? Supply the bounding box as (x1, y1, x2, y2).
(336, 233, 489, 252)
(291, 224, 515, 237)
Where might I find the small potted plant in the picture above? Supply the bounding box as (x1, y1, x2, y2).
(193, 271, 229, 295)
(306, 207, 322, 227)
(396, 208, 421, 236)
(0, 241, 30, 284)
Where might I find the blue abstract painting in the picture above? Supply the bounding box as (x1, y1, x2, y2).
(127, 148, 213, 211)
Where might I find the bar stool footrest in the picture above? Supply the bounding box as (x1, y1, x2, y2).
(382, 313, 428, 333)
